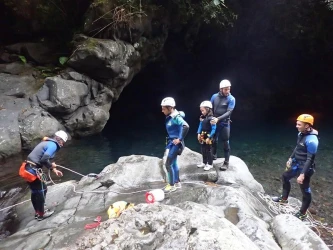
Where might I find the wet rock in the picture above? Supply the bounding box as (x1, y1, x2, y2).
(0, 62, 35, 75)
(0, 187, 24, 241)
(177, 147, 218, 182)
(33, 72, 113, 136)
(271, 214, 330, 250)
(0, 72, 42, 159)
(37, 76, 90, 114)
(99, 155, 164, 188)
(215, 156, 264, 193)
(5, 42, 58, 65)
(0, 109, 22, 160)
(18, 106, 66, 149)
(0, 150, 329, 249)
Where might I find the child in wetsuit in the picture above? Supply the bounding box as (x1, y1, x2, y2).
(197, 101, 216, 171)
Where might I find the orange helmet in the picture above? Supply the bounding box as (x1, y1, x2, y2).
(297, 114, 314, 126)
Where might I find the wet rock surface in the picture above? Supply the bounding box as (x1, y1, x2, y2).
(0, 148, 329, 249)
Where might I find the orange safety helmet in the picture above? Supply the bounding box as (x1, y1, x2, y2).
(297, 114, 314, 126)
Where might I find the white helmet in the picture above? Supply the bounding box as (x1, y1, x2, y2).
(161, 97, 176, 107)
(55, 130, 68, 142)
(200, 101, 212, 109)
(219, 79, 231, 88)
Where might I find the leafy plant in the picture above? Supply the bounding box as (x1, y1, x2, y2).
(59, 56, 68, 65)
(18, 55, 27, 64)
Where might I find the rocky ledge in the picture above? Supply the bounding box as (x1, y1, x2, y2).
(0, 148, 329, 250)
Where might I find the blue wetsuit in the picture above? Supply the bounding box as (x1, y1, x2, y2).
(282, 129, 319, 214)
(210, 92, 236, 161)
(164, 110, 189, 185)
(26, 138, 61, 216)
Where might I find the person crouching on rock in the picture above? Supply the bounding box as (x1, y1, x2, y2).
(19, 130, 68, 221)
(196, 101, 216, 171)
(272, 114, 319, 220)
(161, 97, 189, 193)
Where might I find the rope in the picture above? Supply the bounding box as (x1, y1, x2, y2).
(257, 191, 333, 245)
(55, 165, 87, 177)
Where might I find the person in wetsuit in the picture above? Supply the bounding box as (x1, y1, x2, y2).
(197, 101, 216, 171)
(25, 130, 68, 221)
(272, 114, 319, 220)
(161, 97, 189, 193)
(210, 79, 236, 170)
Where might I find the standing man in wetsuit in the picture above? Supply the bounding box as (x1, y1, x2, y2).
(272, 114, 319, 220)
(210, 79, 236, 170)
(21, 130, 68, 221)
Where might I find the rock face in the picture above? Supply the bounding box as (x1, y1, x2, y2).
(18, 107, 66, 149)
(0, 148, 328, 249)
(0, 70, 41, 160)
(5, 42, 59, 65)
(0, 24, 168, 157)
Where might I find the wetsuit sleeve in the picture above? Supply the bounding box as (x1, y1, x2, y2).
(40, 142, 57, 169)
(302, 136, 318, 174)
(181, 124, 189, 140)
(217, 110, 233, 121)
(197, 121, 203, 134)
(228, 96, 236, 109)
(209, 124, 216, 138)
(174, 116, 189, 140)
(217, 96, 235, 121)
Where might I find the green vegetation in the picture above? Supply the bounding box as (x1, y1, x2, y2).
(58, 56, 69, 65)
(18, 55, 27, 64)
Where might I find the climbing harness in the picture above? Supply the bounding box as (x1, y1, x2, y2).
(37, 168, 48, 182)
(199, 131, 212, 144)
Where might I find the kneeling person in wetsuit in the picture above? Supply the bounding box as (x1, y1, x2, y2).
(161, 97, 189, 193)
(19, 130, 67, 221)
(272, 114, 319, 220)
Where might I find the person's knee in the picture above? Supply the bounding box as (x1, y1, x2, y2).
(165, 158, 173, 172)
(301, 186, 312, 195)
(223, 141, 230, 150)
(165, 164, 172, 172)
(282, 173, 290, 184)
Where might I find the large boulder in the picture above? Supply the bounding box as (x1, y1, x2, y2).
(37, 77, 90, 114)
(0, 62, 35, 76)
(0, 108, 22, 160)
(271, 214, 329, 250)
(5, 42, 59, 65)
(0, 72, 41, 159)
(0, 188, 24, 241)
(18, 106, 66, 149)
(67, 35, 141, 100)
(33, 71, 113, 136)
